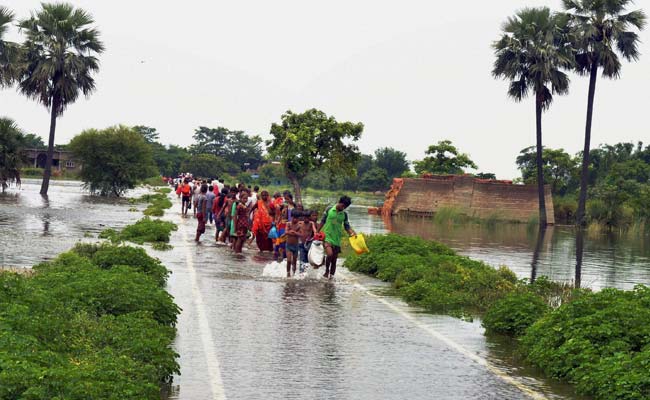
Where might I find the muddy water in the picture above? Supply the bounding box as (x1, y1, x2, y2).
(0, 181, 613, 399)
(381, 212, 650, 291)
(0, 179, 147, 267)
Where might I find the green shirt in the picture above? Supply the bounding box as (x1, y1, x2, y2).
(322, 206, 350, 247)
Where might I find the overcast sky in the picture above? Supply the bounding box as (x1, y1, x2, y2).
(1, 0, 648, 179)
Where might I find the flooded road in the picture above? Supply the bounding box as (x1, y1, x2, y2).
(160, 215, 578, 400)
(6, 181, 645, 398)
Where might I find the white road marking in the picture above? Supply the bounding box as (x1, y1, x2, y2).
(180, 217, 227, 400)
(347, 278, 547, 400)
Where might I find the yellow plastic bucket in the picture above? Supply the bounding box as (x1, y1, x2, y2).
(349, 234, 369, 255)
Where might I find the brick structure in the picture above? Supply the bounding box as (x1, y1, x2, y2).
(382, 175, 554, 224)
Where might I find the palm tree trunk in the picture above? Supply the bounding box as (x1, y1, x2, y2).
(40, 99, 59, 195)
(576, 63, 599, 226)
(535, 95, 548, 226)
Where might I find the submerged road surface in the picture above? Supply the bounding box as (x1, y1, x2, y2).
(159, 212, 580, 400)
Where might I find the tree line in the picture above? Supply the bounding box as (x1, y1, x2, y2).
(517, 142, 650, 227)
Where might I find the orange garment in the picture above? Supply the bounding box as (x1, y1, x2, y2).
(252, 200, 273, 234)
(178, 184, 191, 195)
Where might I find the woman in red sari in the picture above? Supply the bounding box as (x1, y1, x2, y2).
(250, 190, 275, 252)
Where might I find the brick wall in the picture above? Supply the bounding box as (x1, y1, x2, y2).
(388, 177, 555, 224)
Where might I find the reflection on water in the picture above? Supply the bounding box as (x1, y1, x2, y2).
(345, 207, 650, 291)
(530, 227, 546, 283)
(0, 179, 147, 268)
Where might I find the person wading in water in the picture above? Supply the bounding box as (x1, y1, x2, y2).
(318, 196, 356, 279)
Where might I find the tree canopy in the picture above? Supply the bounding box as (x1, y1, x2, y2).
(0, 117, 26, 191)
(266, 109, 363, 204)
(190, 126, 264, 171)
(69, 126, 156, 196)
(180, 153, 235, 179)
(133, 125, 160, 144)
(374, 147, 410, 180)
(414, 140, 478, 175)
(0, 6, 20, 88)
(516, 146, 577, 195)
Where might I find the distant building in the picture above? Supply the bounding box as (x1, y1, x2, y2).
(23, 149, 82, 172)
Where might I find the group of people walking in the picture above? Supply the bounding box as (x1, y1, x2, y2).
(174, 176, 355, 279)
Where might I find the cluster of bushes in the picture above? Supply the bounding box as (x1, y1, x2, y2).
(100, 217, 177, 250)
(344, 234, 519, 315)
(0, 243, 180, 399)
(129, 189, 173, 217)
(484, 285, 650, 400)
(347, 234, 650, 398)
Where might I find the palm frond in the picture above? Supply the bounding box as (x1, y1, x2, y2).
(17, 3, 104, 112)
(493, 7, 572, 109)
(563, 0, 645, 77)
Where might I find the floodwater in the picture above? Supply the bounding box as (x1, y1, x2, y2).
(382, 213, 650, 291)
(5, 181, 649, 399)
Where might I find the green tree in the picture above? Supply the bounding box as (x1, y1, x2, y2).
(516, 146, 578, 195)
(359, 167, 389, 192)
(17, 3, 104, 196)
(190, 126, 264, 170)
(162, 145, 190, 177)
(266, 109, 363, 205)
(0, 118, 26, 191)
(228, 130, 264, 170)
(565, 0, 647, 226)
(180, 154, 235, 179)
(0, 6, 20, 88)
(357, 154, 375, 177)
(413, 140, 478, 175)
(493, 7, 574, 226)
(375, 147, 410, 179)
(22, 133, 46, 149)
(132, 125, 160, 144)
(257, 163, 286, 186)
(69, 126, 156, 196)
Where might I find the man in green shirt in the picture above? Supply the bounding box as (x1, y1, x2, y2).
(318, 195, 356, 279)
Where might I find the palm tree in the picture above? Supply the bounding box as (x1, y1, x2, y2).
(563, 0, 646, 226)
(17, 3, 104, 195)
(0, 6, 20, 87)
(0, 117, 26, 192)
(493, 7, 574, 226)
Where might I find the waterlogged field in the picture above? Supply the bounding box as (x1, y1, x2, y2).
(5, 180, 650, 399)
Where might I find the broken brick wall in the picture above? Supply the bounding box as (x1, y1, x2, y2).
(383, 176, 554, 224)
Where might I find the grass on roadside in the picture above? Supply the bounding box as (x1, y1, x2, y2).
(100, 217, 177, 249)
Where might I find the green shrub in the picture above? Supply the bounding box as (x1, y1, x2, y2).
(100, 217, 177, 247)
(155, 187, 172, 194)
(0, 244, 180, 399)
(521, 286, 650, 399)
(482, 291, 550, 336)
(143, 206, 165, 216)
(554, 196, 577, 223)
(141, 176, 165, 186)
(345, 234, 517, 314)
(121, 218, 177, 244)
(21, 167, 44, 177)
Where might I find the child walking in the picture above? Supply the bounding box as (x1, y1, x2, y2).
(284, 210, 300, 277)
(298, 210, 317, 272)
